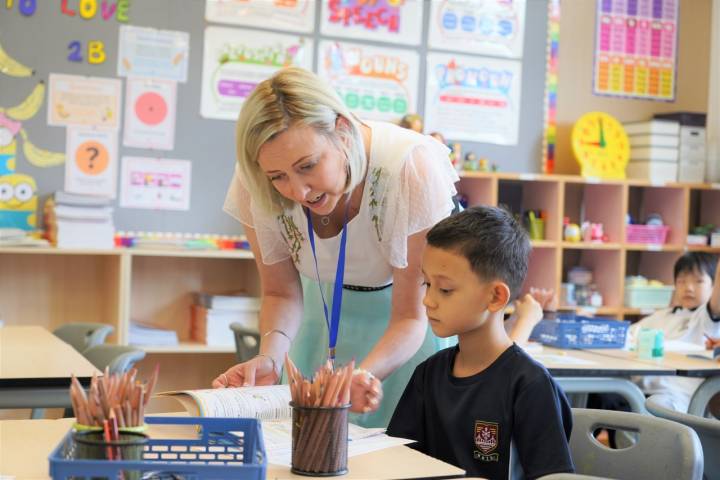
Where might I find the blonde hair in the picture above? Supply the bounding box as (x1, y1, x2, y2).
(235, 67, 367, 215)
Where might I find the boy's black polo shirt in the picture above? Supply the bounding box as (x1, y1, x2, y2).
(387, 344, 574, 480)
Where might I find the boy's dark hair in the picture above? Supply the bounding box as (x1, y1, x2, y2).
(673, 252, 718, 282)
(426, 205, 530, 300)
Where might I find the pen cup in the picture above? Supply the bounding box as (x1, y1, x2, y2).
(71, 430, 148, 480)
(527, 215, 545, 240)
(290, 402, 349, 476)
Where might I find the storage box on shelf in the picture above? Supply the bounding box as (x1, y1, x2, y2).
(626, 184, 687, 247)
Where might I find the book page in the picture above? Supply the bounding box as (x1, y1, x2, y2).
(158, 385, 292, 420)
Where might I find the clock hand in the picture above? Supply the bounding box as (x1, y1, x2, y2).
(598, 117, 606, 148)
(581, 141, 602, 147)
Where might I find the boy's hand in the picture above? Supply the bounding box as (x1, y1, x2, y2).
(349, 369, 383, 414)
(514, 293, 544, 326)
(529, 287, 558, 312)
(705, 334, 720, 350)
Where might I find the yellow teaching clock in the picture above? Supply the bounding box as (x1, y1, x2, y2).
(571, 112, 630, 179)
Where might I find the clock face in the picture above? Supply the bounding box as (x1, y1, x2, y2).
(571, 112, 630, 179)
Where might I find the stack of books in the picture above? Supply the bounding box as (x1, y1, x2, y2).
(43, 191, 115, 249)
(128, 321, 179, 346)
(624, 119, 680, 183)
(190, 292, 260, 347)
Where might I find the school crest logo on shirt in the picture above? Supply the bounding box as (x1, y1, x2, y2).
(474, 421, 499, 462)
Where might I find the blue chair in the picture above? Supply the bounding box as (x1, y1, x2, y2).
(539, 408, 704, 480)
(53, 323, 114, 353)
(646, 394, 720, 480)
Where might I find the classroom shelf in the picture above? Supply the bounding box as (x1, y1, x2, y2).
(530, 240, 558, 248)
(624, 244, 684, 252)
(685, 245, 720, 253)
(561, 242, 623, 250)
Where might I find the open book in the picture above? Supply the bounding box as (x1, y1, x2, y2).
(158, 384, 293, 420)
(157, 384, 413, 466)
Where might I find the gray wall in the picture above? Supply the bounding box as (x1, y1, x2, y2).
(0, 0, 549, 235)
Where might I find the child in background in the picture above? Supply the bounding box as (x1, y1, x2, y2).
(627, 252, 720, 411)
(387, 206, 574, 480)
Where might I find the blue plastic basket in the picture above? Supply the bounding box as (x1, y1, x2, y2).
(49, 416, 266, 480)
(530, 314, 630, 349)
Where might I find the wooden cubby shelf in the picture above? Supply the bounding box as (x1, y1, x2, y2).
(456, 172, 719, 320)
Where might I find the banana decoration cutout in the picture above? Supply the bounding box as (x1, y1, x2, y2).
(2, 81, 45, 121)
(0, 82, 65, 168)
(20, 129, 65, 167)
(0, 40, 33, 78)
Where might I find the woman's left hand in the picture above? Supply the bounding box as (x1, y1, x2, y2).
(349, 369, 383, 414)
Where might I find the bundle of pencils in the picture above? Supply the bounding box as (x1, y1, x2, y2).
(285, 355, 353, 474)
(69, 364, 159, 428)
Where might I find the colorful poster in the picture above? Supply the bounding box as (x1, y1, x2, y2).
(48, 74, 122, 128)
(65, 128, 119, 197)
(428, 0, 526, 58)
(424, 52, 522, 144)
(120, 156, 191, 210)
(320, 0, 422, 46)
(593, 0, 679, 101)
(205, 0, 316, 33)
(117, 26, 190, 83)
(123, 78, 177, 150)
(201, 27, 313, 120)
(318, 41, 419, 123)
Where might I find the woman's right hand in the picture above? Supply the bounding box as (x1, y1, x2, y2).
(212, 355, 279, 388)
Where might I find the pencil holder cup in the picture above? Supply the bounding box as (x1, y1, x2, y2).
(528, 217, 545, 240)
(71, 430, 148, 480)
(290, 402, 350, 476)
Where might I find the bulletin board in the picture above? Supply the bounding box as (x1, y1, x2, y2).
(0, 0, 551, 235)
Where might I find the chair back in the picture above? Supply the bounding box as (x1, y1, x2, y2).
(569, 408, 703, 480)
(53, 323, 114, 353)
(230, 322, 260, 363)
(83, 344, 146, 375)
(646, 394, 720, 480)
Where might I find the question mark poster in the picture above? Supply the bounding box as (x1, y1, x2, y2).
(65, 128, 119, 197)
(123, 78, 177, 150)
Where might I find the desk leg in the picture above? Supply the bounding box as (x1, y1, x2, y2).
(556, 377, 648, 414)
(688, 376, 720, 417)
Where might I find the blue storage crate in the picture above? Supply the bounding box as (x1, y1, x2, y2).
(49, 416, 266, 480)
(530, 314, 630, 349)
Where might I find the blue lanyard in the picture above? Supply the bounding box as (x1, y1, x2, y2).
(305, 202, 349, 362)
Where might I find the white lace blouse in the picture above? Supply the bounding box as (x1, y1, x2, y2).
(223, 121, 459, 287)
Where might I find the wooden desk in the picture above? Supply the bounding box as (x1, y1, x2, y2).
(0, 326, 101, 410)
(587, 349, 720, 377)
(0, 418, 465, 480)
(535, 347, 675, 377)
(587, 348, 720, 416)
(531, 347, 676, 413)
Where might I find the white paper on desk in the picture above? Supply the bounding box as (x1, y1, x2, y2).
(663, 340, 706, 353)
(257, 419, 412, 467)
(533, 354, 597, 365)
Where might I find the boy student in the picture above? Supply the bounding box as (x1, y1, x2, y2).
(387, 206, 574, 479)
(628, 252, 720, 412)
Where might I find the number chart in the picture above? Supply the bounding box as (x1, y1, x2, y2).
(593, 0, 678, 101)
